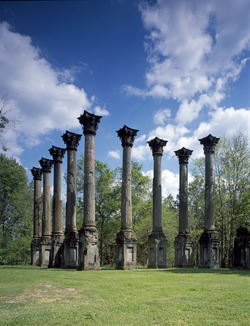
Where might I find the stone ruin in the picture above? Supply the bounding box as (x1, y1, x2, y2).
(31, 110, 234, 270)
(232, 226, 250, 269)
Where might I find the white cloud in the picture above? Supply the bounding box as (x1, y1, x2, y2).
(0, 22, 92, 155)
(124, 0, 250, 126)
(134, 134, 147, 144)
(154, 108, 171, 125)
(108, 150, 120, 160)
(132, 144, 151, 161)
(145, 169, 185, 198)
(93, 106, 110, 117)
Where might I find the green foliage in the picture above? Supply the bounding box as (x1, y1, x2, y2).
(0, 154, 33, 264)
(189, 132, 250, 267)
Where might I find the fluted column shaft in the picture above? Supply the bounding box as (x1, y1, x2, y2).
(62, 131, 82, 234)
(84, 133, 96, 226)
(117, 125, 138, 231)
(199, 135, 219, 231)
(49, 146, 66, 236)
(121, 144, 132, 230)
(39, 158, 53, 239)
(175, 147, 193, 234)
(148, 137, 167, 232)
(78, 111, 102, 228)
(31, 167, 42, 239)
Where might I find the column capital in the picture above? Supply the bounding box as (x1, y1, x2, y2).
(175, 147, 193, 164)
(49, 146, 66, 163)
(117, 125, 139, 147)
(31, 167, 42, 180)
(148, 137, 167, 156)
(39, 157, 53, 173)
(78, 110, 102, 136)
(199, 134, 220, 154)
(62, 130, 82, 150)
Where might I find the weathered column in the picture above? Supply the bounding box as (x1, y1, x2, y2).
(116, 125, 138, 269)
(39, 157, 53, 267)
(78, 111, 102, 270)
(147, 137, 167, 268)
(30, 167, 43, 266)
(49, 146, 66, 267)
(199, 134, 220, 268)
(62, 130, 82, 268)
(174, 147, 193, 267)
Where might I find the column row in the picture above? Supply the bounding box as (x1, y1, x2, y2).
(31, 114, 220, 269)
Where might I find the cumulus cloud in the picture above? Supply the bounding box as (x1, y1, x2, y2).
(108, 150, 120, 160)
(93, 106, 110, 117)
(154, 108, 171, 125)
(124, 0, 250, 125)
(0, 22, 92, 155)
(145, 169, 186, 198)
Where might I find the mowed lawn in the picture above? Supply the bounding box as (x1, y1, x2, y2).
(0, 266, 249, 326)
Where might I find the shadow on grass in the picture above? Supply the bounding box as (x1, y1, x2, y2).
(0, 265, 249, 276)
(152, 267, 250, 276)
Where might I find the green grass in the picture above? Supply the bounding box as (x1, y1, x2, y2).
(0, 266, 249, 326)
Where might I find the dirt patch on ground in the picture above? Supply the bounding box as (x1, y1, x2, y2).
(4, 283, 83, 304)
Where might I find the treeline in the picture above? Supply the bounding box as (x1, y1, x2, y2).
(0, 132, 249, 266)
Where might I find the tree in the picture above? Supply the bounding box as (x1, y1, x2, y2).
(76, 157, 152, 266)
(214, 132, 250, 266)
(0, 154, 33, 264)
(188, 132, 250, 267)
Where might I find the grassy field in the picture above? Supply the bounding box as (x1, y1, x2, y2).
(0, 266, 249, 326)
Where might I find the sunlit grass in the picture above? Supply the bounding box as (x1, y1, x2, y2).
(0, 266, 249, 325)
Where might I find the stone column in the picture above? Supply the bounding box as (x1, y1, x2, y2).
(62, 130, 82, 268)
(78, 110, 102, 270)
(174, 147, 193, 267)
(49, 146, 66, 267)
(30, 167, 43, 265)
(116, 125, 138, 269)
(39, 157, 53, 267)
(147, 137, 167, 268)
(199, 134, 220, 268)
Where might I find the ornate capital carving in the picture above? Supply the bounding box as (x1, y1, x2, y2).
(39, 157, 53, 173)
(175, 147, 193, 164)
(31, 167, 42, 180)
(62, 130, 82, 150)
(117, 125, 139, 147)
(49, 146, 66, 163)
(199, 134, 220, 155)
(78, 110, 102, 136)
(148, 137, 167, 156)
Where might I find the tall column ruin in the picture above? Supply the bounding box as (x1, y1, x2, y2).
(49, 146, 66, 267)
(39, 157, 53, 267)
(147, 137, 167, 268)
(78, 110, 102, 270)
(116, 125, 138, 269)
(62, 130, 82, 268)
(199, 134, 220, 268)
(174, 147, 193, 267)
(30, 167, 43, 266)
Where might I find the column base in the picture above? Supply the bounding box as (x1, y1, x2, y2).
(116, 229, 137, 270)
(31, 238, 41, 266)
(78, 226, 100, 270)
(49, 233, 64, 268)
(62, 231, 79, 269)
(174, 233, 193, 267)
(199, 230, 220, 269)
(147, 231, 167, 268)
(39, 236, 52, 267)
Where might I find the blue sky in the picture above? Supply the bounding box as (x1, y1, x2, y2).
(0, 0, 249, 197)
